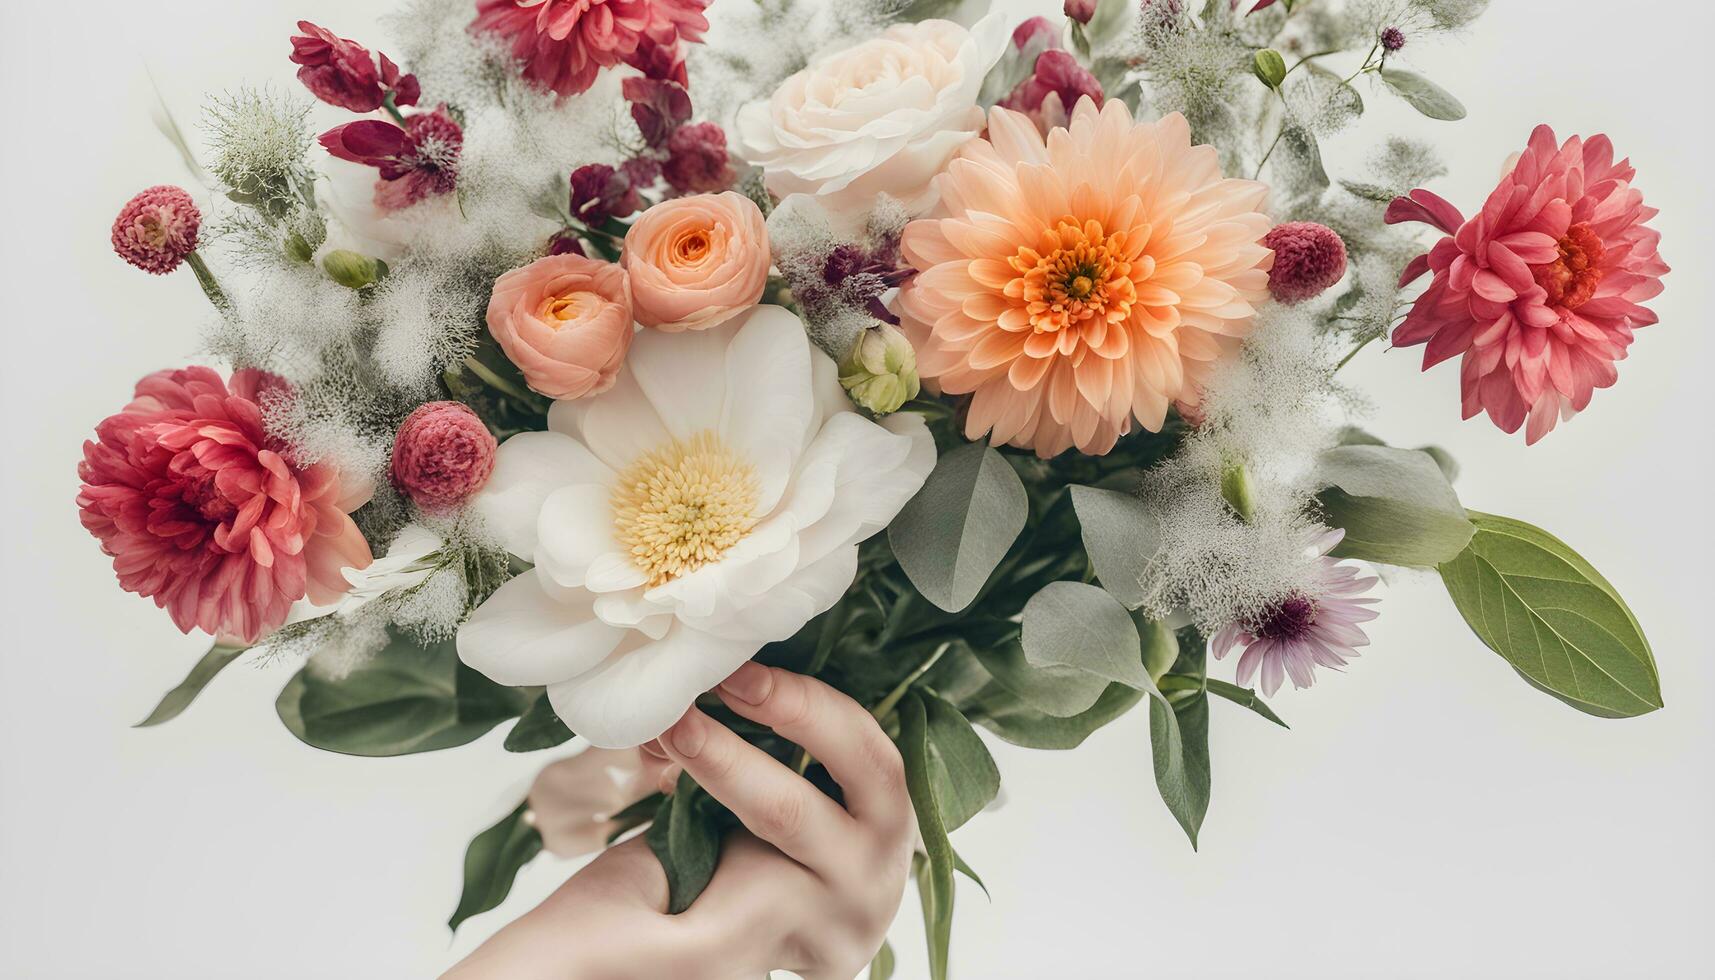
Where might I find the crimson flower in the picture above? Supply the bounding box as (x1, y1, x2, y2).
(289, 21, 420, 113)
(320, 106, 463, 211)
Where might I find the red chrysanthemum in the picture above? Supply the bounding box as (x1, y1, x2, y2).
(390, 401, 498, 512)
(1389, 124, 1668, 443)
(111, 186, 201, 275)
(470, 0, 710, 99)
(320, 105, 463, 211)
(76, 368, 374, 644)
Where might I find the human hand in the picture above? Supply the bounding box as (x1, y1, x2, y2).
(442, 662, 915, 980)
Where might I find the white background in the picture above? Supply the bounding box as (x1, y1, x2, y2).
(3, 1, 1712, 977)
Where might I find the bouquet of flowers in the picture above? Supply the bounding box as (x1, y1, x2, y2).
(82, 0, 1667, 973)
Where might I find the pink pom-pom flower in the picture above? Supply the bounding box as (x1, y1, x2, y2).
(76, 368, 374, 644)
(469, 0, 710, 99)
(390, 401, 498, 512)
(1262, 221, 1348, 305)
(1388, 124, 1669, 443)
(111, 186, 201, 275)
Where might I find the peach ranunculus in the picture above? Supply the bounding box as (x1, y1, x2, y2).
(897, 100, 1274, 458)
(621, 191, 768, 332)
(733, 16, 1008, 216)
(486, 253, 635, 399)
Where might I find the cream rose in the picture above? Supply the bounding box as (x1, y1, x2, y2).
(733, 15, 1008, 215)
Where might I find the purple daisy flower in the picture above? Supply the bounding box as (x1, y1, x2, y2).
(1211, 529, 1379, 696)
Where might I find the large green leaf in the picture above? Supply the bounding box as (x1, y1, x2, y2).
(889, 442, 1028, 613)
(135, 642, 247, 727)
(1316, 444, 1475, 567)
(1069, 485, 1159, 608)
(967, 636, 1109, 717)
(276, 633, 532, 756)
(1380, 69, 1467, 120)
(922, 693, 1000, 831)
(967, 680, 1145, 750)
(1020, 581, 1151, 689)
(646, 773, 722, 914)
(503, 691, 574, 752)
(899, 694, 955, 980)
(448, 800, 543, 931)
(1149, 682, 1211, 850)
(1439, 513, 1661, 718)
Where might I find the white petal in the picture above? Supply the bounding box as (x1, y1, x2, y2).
(546, 625, 760, 748)
(693, 545, 859, 642)
(720, 306, 816, 512)
(627, 320, 735, 443)
(474, 432, 613, 562)
(795, 410, 936, 565)
(535, 483, 622, 590)
(584, 552, 650, 593)
(457, 571, 627, 687)
(547, 369, 671, 471)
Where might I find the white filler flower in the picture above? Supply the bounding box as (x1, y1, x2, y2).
(458, 306, 936, 747)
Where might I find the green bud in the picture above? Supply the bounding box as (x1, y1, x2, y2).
(1220, 457, 1257, 523)
(283, 230, 317, 264)
(322, 249, 383, 289)
(838, 323, 921, 415)
(1253, 49, 1287, 89)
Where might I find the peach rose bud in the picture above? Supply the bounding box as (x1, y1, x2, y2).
(621, 191, 769, 332)
(485, 253, 635, 399)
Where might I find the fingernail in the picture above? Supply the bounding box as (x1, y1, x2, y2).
(640, 738, 669, 761)
(718, 661, 772, 706)
(657, 763, 682, 795)
(668, 710, 707, 759)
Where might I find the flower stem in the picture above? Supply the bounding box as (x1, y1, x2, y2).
(462, 355, 543, 409)
(382, 94, 409, 128)
(183, 251, 230, 313)
(1335, 333, 1378, 372)
(872, 642, 950, 724)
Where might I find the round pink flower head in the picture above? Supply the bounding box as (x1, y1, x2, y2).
(1262, 221, 1347, 305)
(1387, 124, 1668, 443)
(76, 368, 374, 644)
(112, 186, 201, 275)
(391, 401, 498, 512)
(470, 0, 710, 99)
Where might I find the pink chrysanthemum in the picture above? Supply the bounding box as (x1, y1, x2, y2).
(470, 0, 710, 99)
(111, 186, 201, 275)
(390, 401, 498, 512)
(1262, 221, 1347, 304)
(1211, 529, 1378, 696)
(76, 368, 374, 644)
(1388, 124, 1668, 443)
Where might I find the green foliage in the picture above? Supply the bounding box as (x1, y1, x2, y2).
(1021, 581, 1152, 689)
(1253, 49, 1287, 88)
(869, 940, 896, 980)
(275, 632, 532, 756)
(1439, 513, 1661, 718)
(1380, 69, 1467, 121)
(1315, 444, 1475, 568)
(1148, 641, 1212, 849)
(966, 634, 1109, 718)
(646, 773, 725, 914)
(1069, 484, 1158, 609)
(921, 693, 1001, 831)
(503, 691, 575, 752)
(967, 680, 1146, 750)
(889, 442, 1028, 613)
(134, 642, 247, 727)
(899, 694, 955, 980)
(448, 800, 542, 931)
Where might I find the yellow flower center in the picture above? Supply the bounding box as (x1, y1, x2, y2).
(542, 290, 604, 327)
(611, 431, 760, 587)
(1009, 218, 1137, 334)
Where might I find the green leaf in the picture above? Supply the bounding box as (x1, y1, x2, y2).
(1069, 485, 1159, 608)
(869, 939, 896, 980)
(503, 691, 574, 752)
(968, 680, 1145, 750)
(1315, 444, 1475, 567)
(953, 847, 989, 899)
(134, 643, 246, 727)
(1148, 670, 1211, 850)
(1164, 675, 1289, 728)
(899, 694, 955, 980)
(1278, 126, 1330, 192)
(967, 636, 1109, 717)
(1380, 69, 1467, 121)
(890, 442, 1028, 613)
(646, 773, 722, 914)
(275, 633, 532, 756)
(922, 693, 1000, 831)
(1439, 513, 1661, 718)
(1020, 581, 1151, 689)
(448, 800, 543, 931)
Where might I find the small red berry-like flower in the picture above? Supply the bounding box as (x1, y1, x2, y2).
(390, 401, 498, 511)
(1261, 221, 1348, 305)
(1063, 0, 1097, 25)
(662, 122, 735, 194)
(111, 186, 201, 275)
(1380, 26, 1407, 52)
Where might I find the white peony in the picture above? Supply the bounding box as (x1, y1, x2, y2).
(457, 306, 937, 747)
(733, 15, 1008, 217)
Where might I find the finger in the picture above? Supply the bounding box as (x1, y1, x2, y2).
(715, 663, 911, 836)
(659, 706, 855, 871)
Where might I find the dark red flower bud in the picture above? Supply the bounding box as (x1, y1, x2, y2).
(662, 122, 735, 194)
(569, 163, 641, 224)
(623, 76, 693, 150)
(290, 21, 419, 113)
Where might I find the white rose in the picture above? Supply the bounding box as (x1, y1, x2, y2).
(734, 15, 1008, 216)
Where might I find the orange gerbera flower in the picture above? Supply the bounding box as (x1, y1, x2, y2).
(897, 99, 1274, 457)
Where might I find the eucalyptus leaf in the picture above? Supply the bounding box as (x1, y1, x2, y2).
(1069, 485, 1159, 608)
(276, 633, 532, 757)
(447, 800, 543, 931)
(967, 636, 1109, 717)
(1020, 581, 1150, 689)
(1149, 681, 1211, 849)
(869, 940, 896, 980)
(1380, 69, 1467, 120)
(646, 773, 722, 914)
(503, 691, 574, 752)
(1439, 513, 1660, 718)
(923, 694, 1000, 831)
(968, 680, 1145, 750)
(889, 442, 1028, 613)
(899, 694, 954, 980)
(1315, 444, 1474, 567)
(135, 643, 246, 727)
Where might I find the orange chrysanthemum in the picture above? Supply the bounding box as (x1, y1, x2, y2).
(897, 99, 1274, 457)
